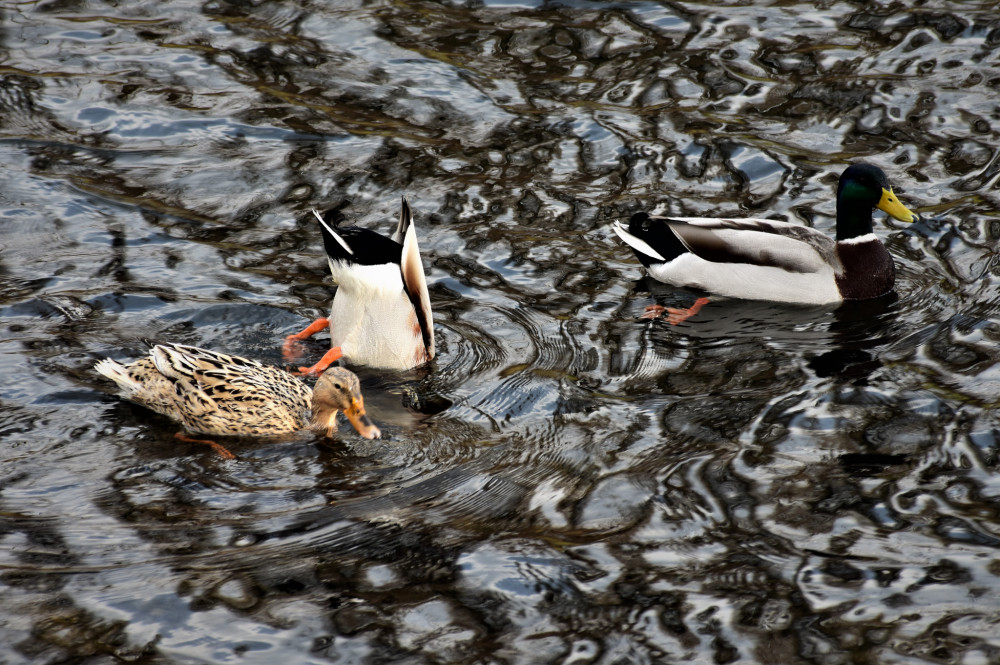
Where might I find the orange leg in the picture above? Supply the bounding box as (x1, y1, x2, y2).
(293, 346, 344, 377)
(641, 297, 710, 325)
(175, 432, 236, 460)
(640, 304, 667, 320)
(282, 317, 330, 362)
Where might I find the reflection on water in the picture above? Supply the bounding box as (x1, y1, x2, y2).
(2, 0, 1000, 662)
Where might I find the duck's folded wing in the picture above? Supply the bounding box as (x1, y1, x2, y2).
(152, 343, 313, 411)
(147, 345, 230, 416)
(398, 198, 435, 360)
(152, 344, 263, 382)
(152, 343, 276, 392)
(663, 217, 837, 274)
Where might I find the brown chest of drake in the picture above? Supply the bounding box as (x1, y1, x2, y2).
(835, 236, 896, 301)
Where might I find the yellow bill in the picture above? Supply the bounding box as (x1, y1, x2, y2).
(878, 187, 916, 223)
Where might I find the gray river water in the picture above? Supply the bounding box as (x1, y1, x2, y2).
(2, 1, 1000, 663)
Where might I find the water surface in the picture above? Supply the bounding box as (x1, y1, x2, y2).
(2, 1, 1000, 663)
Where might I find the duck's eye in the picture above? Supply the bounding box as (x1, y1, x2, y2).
(334, 383, 343, 390)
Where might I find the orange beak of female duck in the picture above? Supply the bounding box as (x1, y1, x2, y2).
(335, 397, 380, 440)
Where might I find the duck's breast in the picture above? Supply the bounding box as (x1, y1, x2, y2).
(834, 235, 895, 300)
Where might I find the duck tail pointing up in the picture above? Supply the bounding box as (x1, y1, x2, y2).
(312, 208, 355, 259)
(392, 196, 411, 245)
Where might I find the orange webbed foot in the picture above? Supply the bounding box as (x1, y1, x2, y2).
(291, 346, 344, 377)
(175, 432, 237, 460)
(282, 317, 331, 362)
(642, 297, 710, 325)
(641, 304, 667, 320)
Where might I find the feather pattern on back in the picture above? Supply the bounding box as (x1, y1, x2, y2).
(663, 217, 839, 274)
(97, 343, 314, 437)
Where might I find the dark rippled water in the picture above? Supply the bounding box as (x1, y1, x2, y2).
(3, 1, 1000, 663)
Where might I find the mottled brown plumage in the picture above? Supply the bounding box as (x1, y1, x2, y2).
(95, 343, 380, 456)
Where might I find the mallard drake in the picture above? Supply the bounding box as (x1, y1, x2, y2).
(612, 163, 916, 313)
(95, 343, 380, 459)
(284, 197, 435, 373)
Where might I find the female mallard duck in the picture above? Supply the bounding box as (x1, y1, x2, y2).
(612, 163, 916, 316)
(95, 343, 380, 459)
(284, 197, 435, 373)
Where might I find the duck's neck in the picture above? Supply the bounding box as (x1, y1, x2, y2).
(310, 405, 337, 437)
(836, 205, 874, 242)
